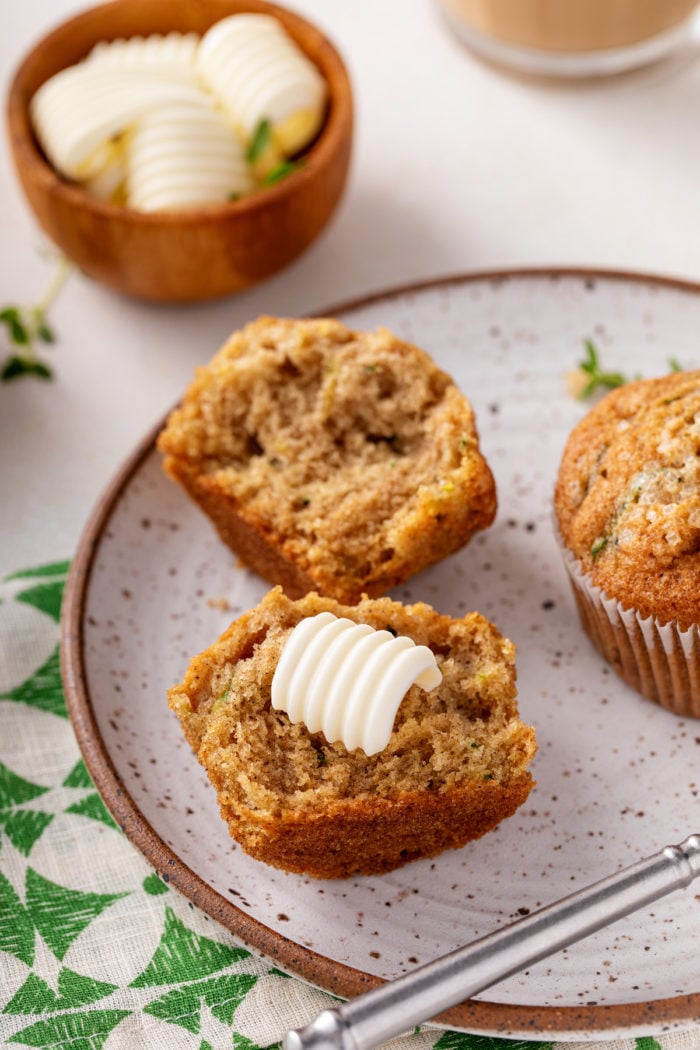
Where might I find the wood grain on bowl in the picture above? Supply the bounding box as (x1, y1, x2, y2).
(7, 0, 353, 302)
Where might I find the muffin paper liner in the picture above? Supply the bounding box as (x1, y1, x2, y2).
(556, 530, 700, 718)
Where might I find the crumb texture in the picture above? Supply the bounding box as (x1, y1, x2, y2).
(158, 316, 496, 602)
(555, 370, 700, 628)
(169, 587, 536, 878)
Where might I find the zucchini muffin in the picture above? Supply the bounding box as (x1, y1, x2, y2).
(169, 587, 537, 878)
(158, 316, 496, 603)
(554, 369, 700, 715)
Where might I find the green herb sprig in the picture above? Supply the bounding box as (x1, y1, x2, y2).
(572, 340, 689, 401)
(576, 340, 629, 400)
(1, 256, 70, 382)
(246, 119, 302, 187)
(247, 118, 272, 165)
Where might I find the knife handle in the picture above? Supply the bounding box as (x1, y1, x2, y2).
(285, 834, 700, 1050)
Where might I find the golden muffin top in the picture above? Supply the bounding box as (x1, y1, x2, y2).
(554, 369, 700, 629)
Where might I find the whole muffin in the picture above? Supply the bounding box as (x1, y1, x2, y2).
(554, 369, 700, 716)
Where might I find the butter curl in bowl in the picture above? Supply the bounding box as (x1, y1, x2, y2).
(7, 0, 353, 302)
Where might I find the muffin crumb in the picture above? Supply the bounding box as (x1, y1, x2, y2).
(158, 316, 497, 603)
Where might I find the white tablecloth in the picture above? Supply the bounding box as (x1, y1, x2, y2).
(2, 3, 700, 1047)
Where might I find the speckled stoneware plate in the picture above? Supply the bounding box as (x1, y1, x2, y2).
(62, 269, 700, 1042)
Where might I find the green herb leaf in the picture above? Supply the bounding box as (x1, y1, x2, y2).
(580, 339, 599, 375)
(264, 159, 299, 185)
(1, 355, 52, 381)
(668, 356, 683, 372)
(575, 339, 629, 400)
(1, 255, 69, 382)
(37, 321, 55, 344)
(247, 118, 272, 164)
(2, 355, 30, 380)
(0, 310, 30, 346)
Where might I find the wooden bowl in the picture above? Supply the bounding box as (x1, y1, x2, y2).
(6, 0, 353, 302)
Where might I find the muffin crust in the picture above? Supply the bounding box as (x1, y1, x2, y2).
(555, 370, 700, 629)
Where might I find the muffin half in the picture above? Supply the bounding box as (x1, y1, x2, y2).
(158, 316, 497, 603)
(168, 588, 537, 878)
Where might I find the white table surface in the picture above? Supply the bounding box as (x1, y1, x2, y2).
(3, 0, 700, 572)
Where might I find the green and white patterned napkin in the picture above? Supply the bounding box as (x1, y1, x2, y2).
(0, 562, 696, 1050)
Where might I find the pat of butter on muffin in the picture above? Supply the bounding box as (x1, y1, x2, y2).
(271, 612, 442, 755)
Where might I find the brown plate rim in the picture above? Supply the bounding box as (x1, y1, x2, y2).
(61, 265, 700, 1039)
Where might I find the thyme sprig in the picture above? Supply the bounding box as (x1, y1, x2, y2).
(1, 256, 71, 382)
(575, 340, 629, 400)
(569, 340, 688, 401)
